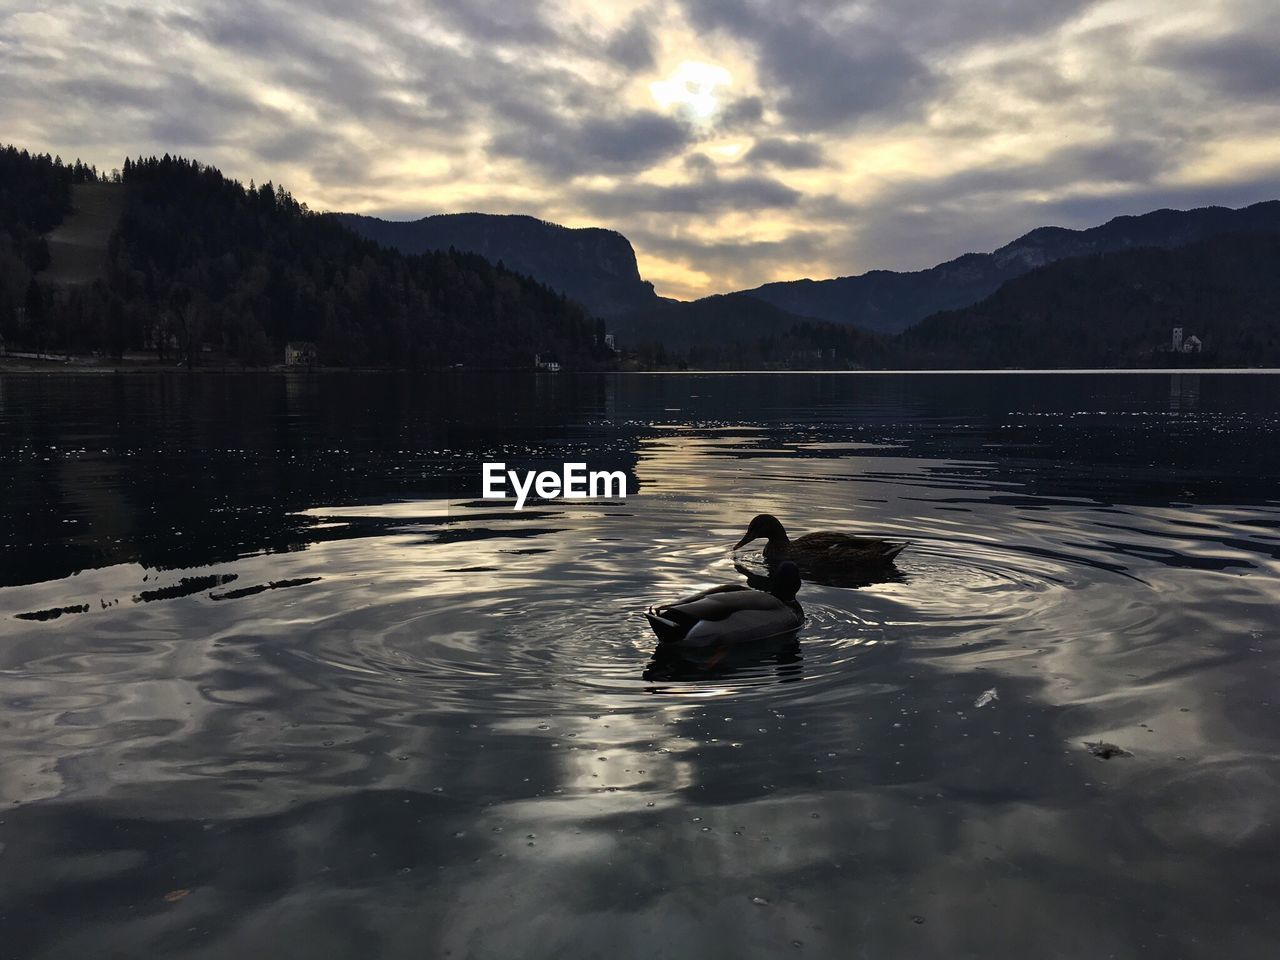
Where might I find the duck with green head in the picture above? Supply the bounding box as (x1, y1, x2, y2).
(645, 561, 804, 648)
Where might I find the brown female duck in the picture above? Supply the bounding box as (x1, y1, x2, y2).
(733, 514, 907, 569)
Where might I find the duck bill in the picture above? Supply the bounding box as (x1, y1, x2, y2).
(732, 533, 755, 550)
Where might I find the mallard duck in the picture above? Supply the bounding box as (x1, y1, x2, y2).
(645, 562, 804, 648)
(733, 514, 907, 568)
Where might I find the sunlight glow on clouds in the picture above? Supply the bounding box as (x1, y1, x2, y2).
(649, 60, 732, 124)
(2, 0, 1278, 300)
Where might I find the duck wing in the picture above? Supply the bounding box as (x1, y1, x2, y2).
(648, 588, 803, 647)
(647, 583, 752, 643)
(660, 588, 783, 624)
(682, 597, 803, 647)
(793, 532, 907, 564)
(655, 583, 750, 613)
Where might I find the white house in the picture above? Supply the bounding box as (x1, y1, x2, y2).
(284, 341, 318, 366)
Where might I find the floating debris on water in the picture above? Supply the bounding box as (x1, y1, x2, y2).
(975, 688, 998, 708)
(15, 603, 90, 621)
(136, 574, 237, 603)
(210, 577, 321, 600)
(1085, 741, 1132, 759)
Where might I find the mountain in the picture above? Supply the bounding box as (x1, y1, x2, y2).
(337, 212, 661, 318)
(611, 292, 816, 351)
(741, 201, 1280, 335)
(895, 231, 1280, 368)
(2, 147, 612, 369)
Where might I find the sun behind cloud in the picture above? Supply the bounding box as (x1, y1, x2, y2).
(649, 60, 732, 125)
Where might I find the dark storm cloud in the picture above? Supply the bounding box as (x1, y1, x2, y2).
(190, 2, 494, 134)
(744, 137, 825, 169)
(675, 0, 1108, 134)
(490, 109, 693, 177)
(864, 0, 1097, 49)
(163, 0, 700, 184)
(1155, 33, 1280, 99)
(713, 95, 766, 133)
(429, 0, 560, 46)
(578, 171, 802, 217)
(680, 0, 936, 130)
(606, 14, 657, 71)
(888, 139, 1181, 207)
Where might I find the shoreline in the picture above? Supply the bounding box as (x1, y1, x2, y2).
(3, 359, 1279, 376)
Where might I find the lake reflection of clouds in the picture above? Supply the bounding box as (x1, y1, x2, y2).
(3, 372, 1280, 957)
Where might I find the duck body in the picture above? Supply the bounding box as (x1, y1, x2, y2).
(646, 562, 804, 649)
(735, 514, 906, 570)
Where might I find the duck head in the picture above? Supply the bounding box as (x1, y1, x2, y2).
(770, 562, 802, 602)
(733, 514, 788, 550)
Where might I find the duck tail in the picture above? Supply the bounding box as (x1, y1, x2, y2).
(883, 541, 909, 563)
(645, 611, 688, 644)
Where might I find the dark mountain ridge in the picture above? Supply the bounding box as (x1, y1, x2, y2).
(740, 200, 1280, 334)
(611, 292, 816, 352)
(895, 231, 1280, 368)
(337, 211, 661, 319)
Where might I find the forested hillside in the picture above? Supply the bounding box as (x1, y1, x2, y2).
(0, 147, 99, 344)
(2, 148, 612, 369)
(614, 293, 886, 368)
(895, 232, 1280, 367)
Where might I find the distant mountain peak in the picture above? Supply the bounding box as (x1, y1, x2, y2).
(740, 199, 1280, 335)
(337, 210, 660, 319)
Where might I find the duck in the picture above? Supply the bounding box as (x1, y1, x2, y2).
(645, 562, 804, 648)
(733, 514, 907, 569)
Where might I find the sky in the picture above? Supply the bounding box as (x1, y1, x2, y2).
(3, 0, 1279, 300)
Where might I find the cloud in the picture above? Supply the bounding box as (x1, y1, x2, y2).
(490, 109, 693, 177)
(625, 224, 832, 292)
(578, 171, 802, 218)
(743, 137, 825, 169)
(713, 95, 766, 133)
(1, 0, 1278, 299)
(1155, 32, 1280, 100)
(428, 0, 561, 47)
(605, 14, 657, 71)
(679, 0, 938, 130)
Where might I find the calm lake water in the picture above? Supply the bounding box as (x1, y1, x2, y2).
(2, 371, 1279, 959)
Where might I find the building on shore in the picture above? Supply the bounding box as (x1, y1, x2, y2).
(284, 341, 318, 367)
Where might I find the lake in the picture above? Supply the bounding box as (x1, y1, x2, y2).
(2, 370, 1279, 959)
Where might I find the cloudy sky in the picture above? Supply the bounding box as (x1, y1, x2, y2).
(3, 0, 1278, 299)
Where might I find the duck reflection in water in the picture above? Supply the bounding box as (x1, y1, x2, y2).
(643, 633, 803, 684)
(643, 562, 805, 682)
(733, 555, 906, 590)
